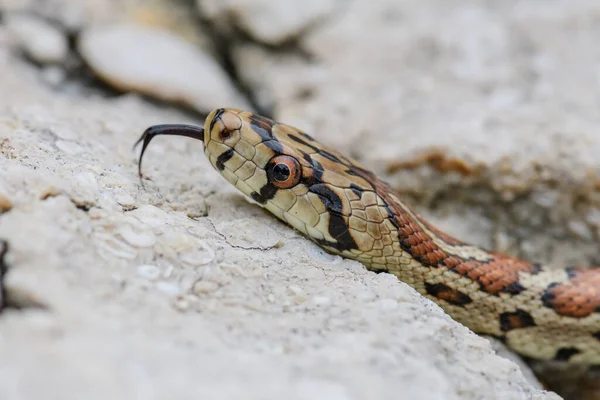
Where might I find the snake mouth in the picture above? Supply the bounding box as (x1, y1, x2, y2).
(134, 124, 205, 179)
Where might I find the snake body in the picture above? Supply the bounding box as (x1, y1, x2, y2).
(136, 108, 600, 365)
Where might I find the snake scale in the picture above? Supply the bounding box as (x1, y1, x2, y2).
(135, 107, 600, 366)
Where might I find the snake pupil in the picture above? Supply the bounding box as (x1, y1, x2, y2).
(272, 163, 290, 181)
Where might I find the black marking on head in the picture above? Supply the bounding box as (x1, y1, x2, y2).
(288, 134, 344, 165)
(501, 282, 526, 295)
(594, 331, 600, 341)
(554, 347, 580, 361)
(299, 150, 314, 166)
(541, 282, 559, 309)
(499, 309, 536, 332)
(309, 184, 344, 215)
(209, 108, 225, 133)
(216, 148, 234, 171)
(318, 149, 344, 164)
(248, 114, 274, 141)
(383, 204, 400, 229)
(347, 164, 376, 180)
(343, 165, 377, 191)
(316, 213, 357, 251)
(288, 134, 320, 152)
(297, 131, 315, 141)
(425, 282, 473, 306)
(263, 139, 284, 153)
(250, 182, 278, 204)
(299, 150, 324, 185)
(349, 184, 363, 198)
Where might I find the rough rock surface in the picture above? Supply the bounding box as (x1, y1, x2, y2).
(0, 58, 557, 399)
(1, 0, 598, 399)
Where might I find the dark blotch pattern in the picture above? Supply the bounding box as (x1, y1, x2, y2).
(248, 114, 274, 141)
(288, 134, 320, 153)
(350, 184, 363, 198)
(319, 149, 344, 164)
(216, 148, 234, 171)
(263, 139, 284, 153)
(540, 268, 600, 318)
(321, 213, 357, 251)
(501, 282, 526, 295)
(541, 282, 559, 308)
(250, 182, 278, 204)
(209, 108, 225, 132)
(425, 282, 473, 306)
(499, 309, 536, 332)
(297, 131, 315, 141)
(299, 150, 324, 186)
(309, 184, 344, 215)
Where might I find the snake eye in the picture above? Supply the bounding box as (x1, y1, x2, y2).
(267, 155, 301, 189)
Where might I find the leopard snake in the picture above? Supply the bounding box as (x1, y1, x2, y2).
(135, 107, 600, 366)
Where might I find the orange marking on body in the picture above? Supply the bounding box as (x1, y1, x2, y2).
(451, 255, 535, 295)
(542, 268, 600, 318)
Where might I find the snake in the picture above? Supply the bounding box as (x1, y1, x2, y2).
(135, 107, 600, 366)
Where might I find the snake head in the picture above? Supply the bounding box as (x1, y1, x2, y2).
(203, 108, 382, 253)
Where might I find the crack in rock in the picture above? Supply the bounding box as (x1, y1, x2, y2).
(206, 217, 282, 251)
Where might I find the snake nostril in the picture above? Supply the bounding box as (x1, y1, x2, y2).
(220, 129, 233, 140)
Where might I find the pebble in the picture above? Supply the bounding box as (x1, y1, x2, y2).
(172, 297, 190, 311)
(74, 172, 99, 192)
(193, 280, 220, 295)
(77, 24, 250, 112)
(5, 13, 69, 64)
(113, 189, 136, 209)
(162, 232, 215, 266)
(136, 264, 161, 280)
(156, 281, 181, 296)
(199, 0, 336, 45)
(128, 205, 170, 228)
(117, 224, 156, 248)
(94, 233, 138, 260)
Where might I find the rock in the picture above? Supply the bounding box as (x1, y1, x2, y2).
(4, 13, 69, 64)
(0, 39, 556, 399)
(77, 24, 251, 113)
(198, 0, 337, 45)
(0, 1, 584, 399)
